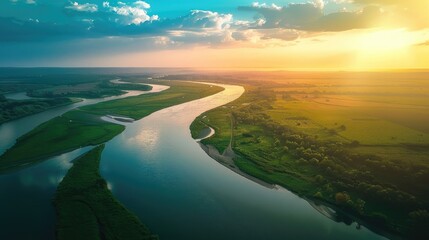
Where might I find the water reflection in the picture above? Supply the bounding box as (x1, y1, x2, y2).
(129, 127, 160, 152)
(4, 92, 36, 100)
(0, 147, 92, 240)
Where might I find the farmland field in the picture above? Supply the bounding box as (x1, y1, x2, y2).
(190, 71, 429, 239)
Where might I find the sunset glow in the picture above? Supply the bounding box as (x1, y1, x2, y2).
(1, 0, 428, 69)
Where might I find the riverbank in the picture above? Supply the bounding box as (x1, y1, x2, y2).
(53, 145, 158, 240)
(189, 81, 429, 239)
(198, 142, 275, 189)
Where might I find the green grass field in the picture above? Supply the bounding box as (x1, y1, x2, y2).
(190, 74, 429, 239)
(54, 145, 158, 240)
(83, 81, 223, 119)
(0, 81, 223, 173)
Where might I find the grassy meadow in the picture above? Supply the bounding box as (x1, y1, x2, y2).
(82, 81, 223, 119)
(190, 71, 429, 239)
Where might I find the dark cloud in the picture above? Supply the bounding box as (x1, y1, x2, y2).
(0, 8, 234, 42)
(238, 3, 323, 29)
(238, 3, 383, 32)
(0, 17, 91, 41)
(353, 0, 429, 29)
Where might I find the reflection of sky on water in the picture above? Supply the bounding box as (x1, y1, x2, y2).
(129, 127, 160, 153)
(0, 147, 92, 239)
(17, 149, 79, 189)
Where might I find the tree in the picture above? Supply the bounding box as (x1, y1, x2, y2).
(335, 192, 351, 205)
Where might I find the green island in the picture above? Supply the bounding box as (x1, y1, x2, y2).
(190, 76, 429, 239)
(0, 110, 125, 172)
(54, 145, 158, 240)
(0, 81, 223, 173)
(0, 96, 78, 124)
(0, 75, 156, 124)
(27, 80, 152, 99)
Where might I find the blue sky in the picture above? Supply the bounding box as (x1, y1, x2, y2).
(1, 1, 297, 19)
(0, 1, 428, 68)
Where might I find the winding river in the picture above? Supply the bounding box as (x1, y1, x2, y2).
(0, 82, 386, 240)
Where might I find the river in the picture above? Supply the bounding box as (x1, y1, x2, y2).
(99, 83, 386, 240)
(0, 82, 386, 240)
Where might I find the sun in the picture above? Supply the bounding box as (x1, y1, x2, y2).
(357, 29, 421, 52)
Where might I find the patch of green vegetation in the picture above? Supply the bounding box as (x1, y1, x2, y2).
(83, 81, 223, 119)
(0, 74, 114, 94)
(28, 81, 152, 99)
(191, 81, 429, 239)
(191, 110, 232, 153)
(53, 145, 158, 240)
(0, 110, 125, 172)
(0, 81, 223, 173)
(0, 97, 77, 124)
(0, 74, 153, 123)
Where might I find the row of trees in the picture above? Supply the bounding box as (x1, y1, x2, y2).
(0, 98, 72, 124)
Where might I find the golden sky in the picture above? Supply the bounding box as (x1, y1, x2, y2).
(1, 0, 429, 69)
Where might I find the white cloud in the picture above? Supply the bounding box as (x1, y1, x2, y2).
(251, 2, 282, 10)
(134, 1, 150, 9)
(65, 2, 98, 12)
(313, 0, 325, 9)
(103, 1, 158, 25)
(185, 10, 233, 30)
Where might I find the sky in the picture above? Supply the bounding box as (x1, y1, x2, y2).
(1, 0, 429, 69)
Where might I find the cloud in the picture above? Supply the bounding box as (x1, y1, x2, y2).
(9, 0, 36, 4)
(0, 16, 90, 42)
(416, 40, 429, 46)
(102, 1, 158, 25)
(4, 0, 425, 50)
(0, 8, 235, 45)
(134, 1, 150, 9)
(251, 2, 282, 10)
(238, 1, 385, 31)
(312, 0, 325, 9)
(65, 2, 98, 13)
(174, 10, 233, 30)
(232, 28, 300, 43)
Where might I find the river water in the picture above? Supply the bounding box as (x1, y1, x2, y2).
(99, 83, 386, 240)
(0, 83, 386, 240)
